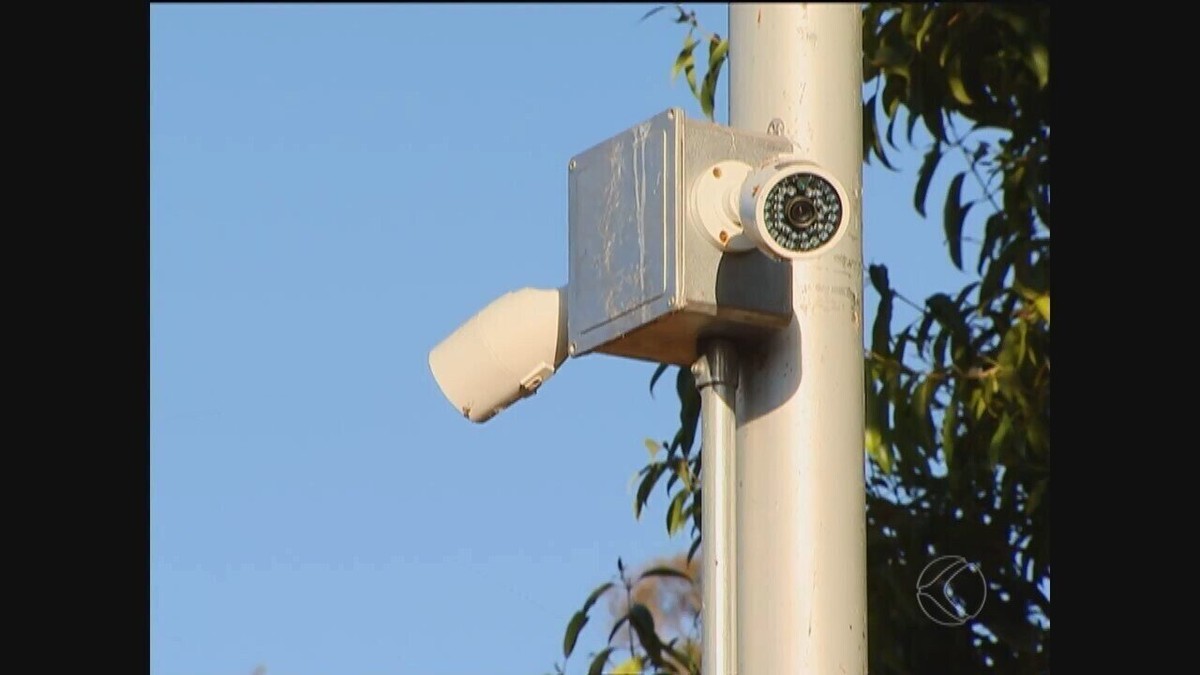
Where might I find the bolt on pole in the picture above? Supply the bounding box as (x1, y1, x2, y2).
(728, 4, 868, 675)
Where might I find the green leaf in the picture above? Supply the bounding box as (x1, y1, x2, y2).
(937, 32, 955, 68)
(971, 141, 990, 164)
(863, 95, 897, 170)
(943, 173, 973, 270)
(914, 144, 942, 217)
(953, 281, 979, 309)
(906, 107, 922, 145)
(893, 330, 910, 362)
(563, 611, 588, 658)
(627, 603, 663, 663)
(649, 363, 670, 397)
(917, 59, 947, 141)
(915, 8, 940, 50)
(1025, 478, 1049, 515)
(666, 490, 688, 537)
(1024, 41, 1050, 89)
(687, 536, 701, 564)
(926, 292, 957, 323)
(932, 329, 950, 367)
(612, 657, 643, 675)
(922, 108, 946, 145)
(672, 34, 699, 97)
(993, 319, 1022, 367)
(672, 34, 696, 80)
(980, 238, 1019, 307)
(870, 36, 911, 74)
(659, 640, 694, 673)
(914, 311, 936, 356)
(1014, 319, 1030, 368)
(913, 377, 937, 449)
(638, 566, 693, 583)
(899, 5, 924, 37)
(639, 5, 668, 22)
(588, 648, 616, 675)
(865, 426, 890, 473)
(885, 107, 901, 151)
(1033, 293, 1050, 323)
(583, 581, 614, 613)
(881, 74, 906, 120)
(699, 37, 728, 120)
(871, 286, 894, 357)
(946, 53, 973, 105)
(864, 373, 891, 473)
(989, 413, 1013, 465)
(708, 34, 729, 67)
(677, 458, 693, 492)
(971, 388, 988, 420)
(673, 367, 700, 456)
(608, 615, 628, 644)
(977, 212, 1006, 274)
(941, 395, 959, 467)
(644, 438, 661, 461)
(635, 463, 664, 519)
(868, 263, 890, 295)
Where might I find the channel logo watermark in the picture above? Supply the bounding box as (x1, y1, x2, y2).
(915, 555, 987, 627)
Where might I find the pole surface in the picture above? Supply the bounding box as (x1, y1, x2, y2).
(692, 340, 739, 675)
(728, 5, 867, 675)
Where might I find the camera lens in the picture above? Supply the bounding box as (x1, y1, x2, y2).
(762, 171, 844, 253)
(784, 197, 818, 230)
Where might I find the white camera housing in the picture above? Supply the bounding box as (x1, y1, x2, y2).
(428, 287, 568, 424)
(737, 158, 850, 262)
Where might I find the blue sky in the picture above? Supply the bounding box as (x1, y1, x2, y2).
(150, 5, 973, 675)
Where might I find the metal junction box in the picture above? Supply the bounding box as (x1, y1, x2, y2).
(567, 108, 795, 366)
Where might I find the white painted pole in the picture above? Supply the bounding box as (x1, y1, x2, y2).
(728, 5, 868, 675)
(692, 339, 738, 675)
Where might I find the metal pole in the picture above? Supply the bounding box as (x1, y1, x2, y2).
(728, 5, 867, 675)
(691, 339, 739, 675)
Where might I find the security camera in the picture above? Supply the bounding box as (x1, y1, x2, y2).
(691, 156, 850, 262)
(430, 111, 859, 425)
(737, 158, 850, 261)
(428, 287, 568, 423)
